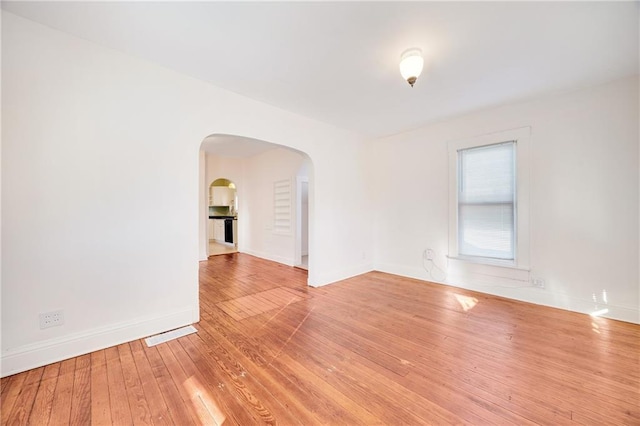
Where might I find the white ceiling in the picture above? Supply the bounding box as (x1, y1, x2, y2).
(3, 1, 639, 139)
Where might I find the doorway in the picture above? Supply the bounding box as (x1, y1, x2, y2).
(199, 134, 313, 280)
(208, 178, 238, 256)
(300, 180, 309, 269)
(296, 175, 309, 269)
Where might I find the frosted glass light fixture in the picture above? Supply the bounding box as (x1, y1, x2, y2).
(399, 48, 424, 87)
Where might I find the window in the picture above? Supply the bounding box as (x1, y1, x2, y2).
(458, 142, 515, 260)
(448, 127, 530, 270)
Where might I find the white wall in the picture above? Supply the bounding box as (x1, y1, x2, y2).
(198, 151, 207, 260)
(240, 148, 306, 265)
(371, 76, 639, 324)
(1, 13, 373, 376)
(205, 154, 245, 193)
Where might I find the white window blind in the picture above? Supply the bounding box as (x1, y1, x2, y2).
(458, 141, 516, 260)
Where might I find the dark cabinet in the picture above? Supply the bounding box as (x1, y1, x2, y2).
(224, 219, 234, 243)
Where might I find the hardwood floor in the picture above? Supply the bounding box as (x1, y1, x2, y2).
(2, 253, 639, 425)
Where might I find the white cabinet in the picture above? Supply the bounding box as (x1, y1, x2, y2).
(208, 219, 215, 240)
(210, 187, 234, 206)
(208, 219, 226, 242)
(213, 219, 225, 241)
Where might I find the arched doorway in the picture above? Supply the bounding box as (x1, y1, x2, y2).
(198, 134, 313, 279)
(208, 178, 238, 256)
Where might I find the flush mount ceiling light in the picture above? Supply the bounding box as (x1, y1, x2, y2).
(399, 48, 424, 87)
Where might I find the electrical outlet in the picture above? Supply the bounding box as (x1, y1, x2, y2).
(531, 278, 545, 289)
(39, 310, 64, 329)
(425, 249, 435, 260)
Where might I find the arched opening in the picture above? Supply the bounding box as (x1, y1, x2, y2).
(198, 134, 314, 278)
(208, 178, 238, 256)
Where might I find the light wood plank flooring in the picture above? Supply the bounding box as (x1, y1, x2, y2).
(2, 253, 639, 424)
(208, 241, 237, 256)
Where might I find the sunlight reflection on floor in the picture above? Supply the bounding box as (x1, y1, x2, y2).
(184, 376, 226, 425)
(454, 293, 479, 312)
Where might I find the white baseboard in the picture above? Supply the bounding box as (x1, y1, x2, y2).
(1, 306, 198, 377)
(241, 250, 373, 288)
(375, 262, 639, 325)
(241, 248, 296, 266)
(374, 262, 428, 283)
(309, 261, 374, 287)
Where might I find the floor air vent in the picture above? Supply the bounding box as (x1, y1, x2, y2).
(144, 325, 197, 347)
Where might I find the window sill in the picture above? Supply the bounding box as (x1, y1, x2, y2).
(447, 255, 529, 272)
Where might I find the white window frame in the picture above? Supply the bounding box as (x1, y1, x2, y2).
(448, 127, 531, 271)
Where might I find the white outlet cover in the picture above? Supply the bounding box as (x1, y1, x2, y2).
(532, 278, 545, 288)
(39, 310, 64, 329)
